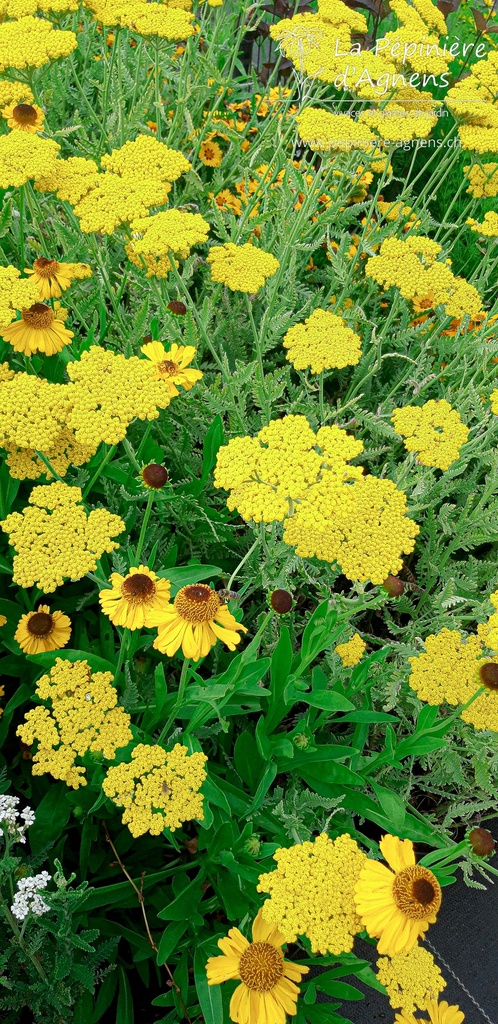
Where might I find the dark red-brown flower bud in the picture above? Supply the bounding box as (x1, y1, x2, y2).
(382, 576, 405, 598)
(270, 589, 293, 614)
(141, 463, 168, 490)
(468, 827, 495, 857)
(167, 300, 187, 316)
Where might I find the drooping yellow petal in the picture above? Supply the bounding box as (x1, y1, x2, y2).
(380, 835, 416, 872)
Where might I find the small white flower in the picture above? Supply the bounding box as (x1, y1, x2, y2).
(11, 871, 51, 921)
(0, 796, 36, 844)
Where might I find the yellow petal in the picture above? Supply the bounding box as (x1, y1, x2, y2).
(379, 834, 415, 872)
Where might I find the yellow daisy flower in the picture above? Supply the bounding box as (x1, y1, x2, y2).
(199, 140, 223, 167)
(15, 605, 71, 655)
(140, 340, 203, 394)
(206, 908, 309, 1024)
(99, 565, 171, 631)
(24, 258, 90, 300)
(149, 583, 247, 661)
(354, 834, 442, 956)
(0, 303, 73, 355)
(2, 102, 44, 133)
(395, 1000, 465, 1024)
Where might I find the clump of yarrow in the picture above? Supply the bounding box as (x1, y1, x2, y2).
(0, 795, 35, 844)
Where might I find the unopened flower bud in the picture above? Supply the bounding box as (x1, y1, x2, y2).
(167, 300, 187, 316)
(294, 733, 309, 749)
(270, 589, 293, 614)
(141, 463, 168, 490)
(382, 576, 404, 597)
(468, 827, 495, 857)
(244, 836, 261, 856)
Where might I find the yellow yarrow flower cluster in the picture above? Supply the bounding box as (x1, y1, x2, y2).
(35, 156, 100, 204)
(408, 628, 498, 732)
(73, 136, 191, 234)
(392, 400, 470, 471)
(376, 946, 446, 1014)
(258, 833, 367, 955)
(358, 103, 437, 142)
(126, 209, 210, 276)
(0, 80, 33, 107)
(0, 16, 76, 72)
(103, 742, 208, 837)
(464, 163, 498, 198)
(467, 212, 498, 237)
(84, 0, 196, 38)
(365, 237, 483, 320)
(335, 633, 366, 667)
(66, 346, 173, 446)
(0, 131, 60, 189)
(0, 266, 39, 327)
(215, 415, 419, 584)
(1, 482, 124, 592)
(206, 243, 279, 292)
(0, 0, 78, 13)
(17, 659, 132, 789)
(447, 51, 498, 153)
(283, 309, 362, 373)
(296, 107, 377, 153)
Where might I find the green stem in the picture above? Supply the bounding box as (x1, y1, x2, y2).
(135, 491, 155, 563)
(227, 535, 260, 591)
(34, 451, 65, 483)
(82, 444, 117, 500)
(319, 372, 325, 424)
(18, 185, 25, 274)
(157, 657, 191, 743)
(244, 293, 269, 419)
(114, 628, 130, 684)
(0, 899, 47, 982)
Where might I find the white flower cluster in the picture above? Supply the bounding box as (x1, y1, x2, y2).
(11, 871, 51, 922)
(0, 795, 35, 844)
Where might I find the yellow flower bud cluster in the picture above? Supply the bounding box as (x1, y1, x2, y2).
(392, 400, 470, 471)
(0, 372, 97, 481)
(1, 482, 124, 592)
(66, 346, 173, 446)
(73, 135, 191, 235)
(283, 309, 362, 373)
(467, 212, 498, 237)
(447, 51, 498, 154)
(0, 131, 60, 189)
(206, 242, 279, 292)
(0, 15, 76, 72)
(127, 209, 210, 275)
(366, 237, 483, 320)
(408, 628, 498, 732)
(258, 833, 367, 955)
(215, 415, 419, 584)
(296, 108, 377, 153)
(376, 946, 446, 1013)
(17, 659, 132, 789)
(84, 0, 196, 39)
(0, 79, 34, 107)
(335, 633, 366, 667)
(0, 266, 39, 328)
(103, 742, 208, 837)
(35, 156, 100, 204)
(464, 163, 498, 199)
(358, 103, 437, 142)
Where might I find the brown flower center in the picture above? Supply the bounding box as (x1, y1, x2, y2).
(33, 257, 59, 278)
(239, 942, 284, 992)
(174, 584, 221, 623)
(157, 359, 178, 376)
(27, 611, 54, 638)
(141, 463, 168, 489)
(13, 103, 38, 125)
(121, 573, 156, 602)
(22, 303, 54, 328)
(392, 865, 442, 920)
(479, 662, 498, 691)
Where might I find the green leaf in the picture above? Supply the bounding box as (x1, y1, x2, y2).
(116, 966, 134, 1024)
(157, 920, 189, 966)
(157, 874, 204, 921)
(265, 625, 293, 733)
(371, 782, 406, 831)
(302, 690, 355, 713)
(246, 762, 277, 813)
(316, 977, 364, 1001)
(194, 946, 223, 1024)
(234, 732, 264, 792)
(27, 649, 116, 674)
(162, 564, 222, 593)
(29, 783, 71, 855)
(92, 970, 118, 1023)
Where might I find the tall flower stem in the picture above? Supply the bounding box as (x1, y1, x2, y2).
(114, 628, 130, 684)
(319, 372, 325, 424)
(135, 491, 155, 563)
(18, 185, 25, 275)
(227, 535, 260, 591)
(0, 898, 47, 982)
(82, 444, 117, 500)
(157, 658, 191, 743)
